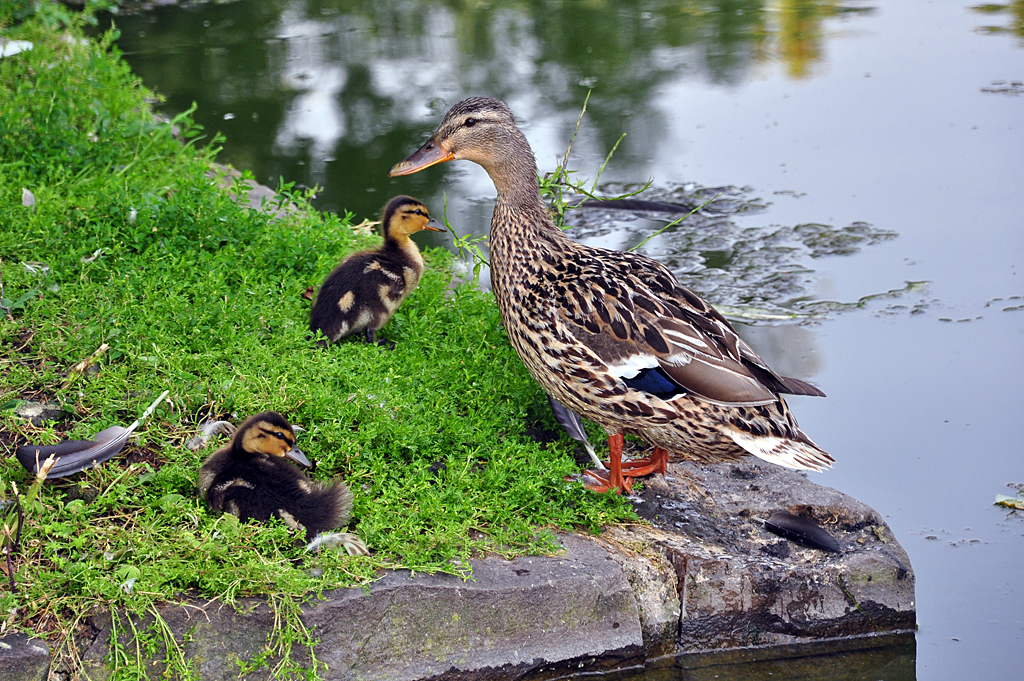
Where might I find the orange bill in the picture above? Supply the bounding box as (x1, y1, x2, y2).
(389, 137, 454, 177)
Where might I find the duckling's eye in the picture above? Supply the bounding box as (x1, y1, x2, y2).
(464, 118, 476, 128)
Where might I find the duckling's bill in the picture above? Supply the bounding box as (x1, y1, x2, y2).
(421, 216, 446, 232)
(285, 445, 312, 468)
(389, 137, 453, 177)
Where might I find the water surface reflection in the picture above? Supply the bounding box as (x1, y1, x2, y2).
(108, 0, 874, 221)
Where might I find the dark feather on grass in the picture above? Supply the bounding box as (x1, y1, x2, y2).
(15, 391, 168, 479)
(17, 426, 132, 479)
(547, 394, 589, 445)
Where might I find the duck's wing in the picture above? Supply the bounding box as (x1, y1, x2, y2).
(553, 248, 821, 406)
(616, 249, 825, 398)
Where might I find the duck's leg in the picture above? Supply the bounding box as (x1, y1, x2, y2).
(365, 328, 396, 350)
(619, 446, 669, 478)
(581, 434, 631, 494)
(607, 433, 628, 492)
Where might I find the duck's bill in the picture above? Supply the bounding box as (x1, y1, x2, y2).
(423, 218, 446, 232)
(389, 137, 454, 177)
(286, 446, 313, 468)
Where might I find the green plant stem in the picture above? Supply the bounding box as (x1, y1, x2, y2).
(628, 194, 720, 253)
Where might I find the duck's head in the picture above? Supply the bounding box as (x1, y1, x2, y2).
(234, 411, 312, 468)
(389, 98, 532, 188)
(381, 195, 445, 240)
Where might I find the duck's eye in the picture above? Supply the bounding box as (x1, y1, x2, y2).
(465, 118, 476, 128)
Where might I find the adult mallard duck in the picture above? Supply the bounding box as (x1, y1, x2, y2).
(197, 412, 369, 554)
(310, 195, 444, 348)
(390, 97, 832, 494)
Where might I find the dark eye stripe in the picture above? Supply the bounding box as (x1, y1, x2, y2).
(259, 427, 292, 443)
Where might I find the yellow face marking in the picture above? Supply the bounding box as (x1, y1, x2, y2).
(241, 420, 296, 457)
(387, 203, 443, 240)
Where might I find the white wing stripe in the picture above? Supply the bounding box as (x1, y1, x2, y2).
(606, 353, 660, 379)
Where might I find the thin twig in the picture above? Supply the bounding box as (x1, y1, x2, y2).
(13, 486, 23, 552)
(571, 178, 654, 204)
(0, 258, 10, 320)
(71, 343, 110, 374)
(556, 89, 592, 184)
(2, 524, 14, 592)
(590, 132, 627, 193)
(628, 193, 720, 253)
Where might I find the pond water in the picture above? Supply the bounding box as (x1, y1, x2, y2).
(99, 0, 1023, 678)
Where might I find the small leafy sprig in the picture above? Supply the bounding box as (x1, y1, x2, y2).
(440, 193, 490, 286)
(538, 91, 654, 229)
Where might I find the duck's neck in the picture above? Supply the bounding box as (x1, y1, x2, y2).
(484, 135, 572, 307)
(230, 442, 258, 460)
(384, 233, 425, 271)
(484, 132, 564, 240)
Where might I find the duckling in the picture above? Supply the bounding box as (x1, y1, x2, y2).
(310, 195, 445, 348)
(197, 412, 368, 555)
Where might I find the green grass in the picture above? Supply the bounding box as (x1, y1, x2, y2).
(0, 7, 633, 675)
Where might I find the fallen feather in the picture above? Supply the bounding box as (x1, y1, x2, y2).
(16, 391, 169, 479)
(0, 41, 33, 59)
(186, 420, 236, 451)
(757, 510, 842, 553)
(548, 394, 603, 469)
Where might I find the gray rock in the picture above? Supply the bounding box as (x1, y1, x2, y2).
(630, 460, 916, 650)
(0, 635, 50, 681)
(209, 164, 297, 219)
(12, 401, 67, 426)
(594, 527, 681, 658)
(83, 534, 643, 680)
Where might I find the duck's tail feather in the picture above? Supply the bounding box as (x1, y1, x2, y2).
(302, 480, 355, 537)
(728, 430, 834, 472)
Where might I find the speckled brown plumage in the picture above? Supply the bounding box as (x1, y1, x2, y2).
(310, 195, 443, 347)
(390, 97, 832, 492)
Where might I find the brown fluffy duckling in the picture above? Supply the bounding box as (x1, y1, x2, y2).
(310, 195, 444, 348)
(197, 412, 368, 555)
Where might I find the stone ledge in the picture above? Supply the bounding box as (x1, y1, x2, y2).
(78, 534, 644, 681)
(1, 461, 916, 681)
(0, 635, 50, 681)
(624, 459, 916, 652)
